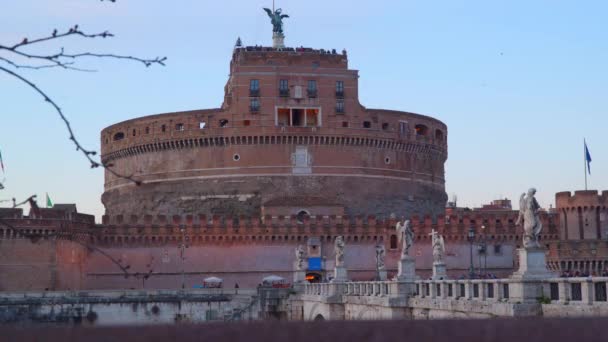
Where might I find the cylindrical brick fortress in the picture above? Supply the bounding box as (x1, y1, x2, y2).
(101, 47, 448, 218)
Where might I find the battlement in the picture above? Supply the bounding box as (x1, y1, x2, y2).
(555, 190, 608, 209)
(232, 46, 348, 69)
(93, 211, 559, 246)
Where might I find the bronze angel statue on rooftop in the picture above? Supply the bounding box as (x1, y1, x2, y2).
(516, 188, 543, 248)
(263, 8, 289, 34)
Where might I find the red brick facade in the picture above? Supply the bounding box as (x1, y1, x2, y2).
(100, 47, 448, 218)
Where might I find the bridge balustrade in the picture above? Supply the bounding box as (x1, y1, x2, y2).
(544, 277, 608, 305)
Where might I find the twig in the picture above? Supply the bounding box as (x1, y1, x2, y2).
(0, 65, 142, 185)
(0, 55, 97, 72)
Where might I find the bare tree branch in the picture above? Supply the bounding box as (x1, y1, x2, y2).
(0, 65, 142, 185)
(0, 26, 166, 70)
(6, 27, 114, 50)
(0, 24, 166, 185)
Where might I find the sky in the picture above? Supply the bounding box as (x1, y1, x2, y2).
(0, 0, 606, 221)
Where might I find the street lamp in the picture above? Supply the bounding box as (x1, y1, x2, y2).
(468, 227, 475, 279)
(180, 227, 186, 289)
(481, 225, 487, 277)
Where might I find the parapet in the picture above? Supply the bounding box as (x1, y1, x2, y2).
(0, 208, 23, 219)
(555, 190, 608, 210)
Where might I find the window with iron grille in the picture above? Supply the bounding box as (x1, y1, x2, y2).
(307, 80, 317, 98)
(250, 79, 260, 96)
(336, 81, 344, 98)
(250, 98, 260, 113)
(279, 79, 289, 97)
(336, 100, 345, 114)
(399, 121, 409, 137)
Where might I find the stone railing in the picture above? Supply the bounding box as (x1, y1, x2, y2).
(303, 278, 512, 303)
(411, 279, 511, 302)
(544, 277, 608, 305)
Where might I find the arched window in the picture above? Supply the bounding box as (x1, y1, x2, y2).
(435, 129, 444, 141)
(296, 210, 310, 223)
(415, 124, 428, 136)
(390, 234, 398, 249)
(113, 132, 125, 141)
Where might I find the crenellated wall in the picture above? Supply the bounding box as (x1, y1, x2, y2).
(0, 209, 562, 291)
(556, 191, 608, 241)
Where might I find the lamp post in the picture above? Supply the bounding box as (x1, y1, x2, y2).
(481, 225, 487, 277)
(468, 227, 475, 279)
(180, 227, 186, 289)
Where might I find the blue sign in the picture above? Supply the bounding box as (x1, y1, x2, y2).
(308, 257, 322, 271)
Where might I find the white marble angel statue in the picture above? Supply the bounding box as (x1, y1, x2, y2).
(375, 244, 386, 270)
(431, 229, 445, 263)
(295, 245, 306, 270)
(516, 188, 543, 248)
(335, 236, 345, 266)
(396, 218, 414, 257)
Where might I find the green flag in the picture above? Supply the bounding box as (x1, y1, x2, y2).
(46, 193, 53, 208)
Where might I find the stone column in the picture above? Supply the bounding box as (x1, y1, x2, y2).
(557, 280, 569, 304)
(581, 279, 594, 305)
(429, 282, 437, 299)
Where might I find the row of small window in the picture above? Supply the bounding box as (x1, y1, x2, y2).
(250, 79, 345, 98)
(340, 121, 444, 138)
(111, 121, 227, 142)
(110, 121, 443, 142)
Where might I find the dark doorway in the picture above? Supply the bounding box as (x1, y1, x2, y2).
(306, 272, 322, 283)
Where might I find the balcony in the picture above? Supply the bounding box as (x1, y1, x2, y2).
(249, 105, 260, 113)
(279, 88, 289, 97)
(249, 89, 260, 97)
(307, 89, 318, 98)
(336, 91, 345, 98)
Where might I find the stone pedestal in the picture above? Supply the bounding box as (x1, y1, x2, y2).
(293, 260, 308, 284)
(432, 262, 448, 280)
(395, 256, 416, 281)
(509, 247, 555, 303)
(331, 266, 348, 283)
(272, 32, 285, 49)
(293, 269, 306, 284)
(511, 247, 554, 280)
(377, 269, 387, 281)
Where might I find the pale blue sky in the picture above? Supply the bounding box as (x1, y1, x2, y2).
(1, 0, 606, 220)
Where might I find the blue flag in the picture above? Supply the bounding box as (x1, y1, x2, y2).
(585, 141, 592, 175)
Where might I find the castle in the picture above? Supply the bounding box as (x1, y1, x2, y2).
(0, 11, 607, 292)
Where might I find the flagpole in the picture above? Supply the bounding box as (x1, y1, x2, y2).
(584, 139, 588, 191)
